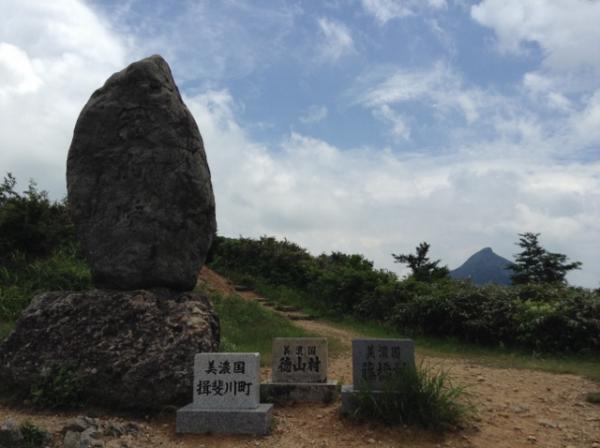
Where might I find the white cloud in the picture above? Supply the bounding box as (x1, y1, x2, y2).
(97, 1, 300, 83)
(471, 0, 600, 74)
(0, 0, 128, 197)
(185, 89, 600, 287)
(317, 18, 355, 61)
(300, 105, 328, 124)
(372, 105, 411, 140)
(358, 63, 496, 126)
(571, 90, 600, 147)
(0, 43, 42, 96)
(362, 0, 447, 24)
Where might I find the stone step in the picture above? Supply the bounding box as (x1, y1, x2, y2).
(286, 313, 315, 321)
(233, 284, 251, 292)
(274, 305, 301, 312)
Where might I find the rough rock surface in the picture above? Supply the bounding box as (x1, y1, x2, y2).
(67, 55, 216, 291)
(0, 289, 219, 410)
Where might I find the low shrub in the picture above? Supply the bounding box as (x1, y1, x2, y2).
(19, 421, 51, 448)
(209, 235, 600, 355)
(0, 173, 76, 263)
(29, 365, 85, 409)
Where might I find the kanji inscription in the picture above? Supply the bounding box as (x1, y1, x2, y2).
(271, 337, 328, 383)
(193, 353, 260, 409)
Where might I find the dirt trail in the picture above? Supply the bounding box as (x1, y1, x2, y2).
(1, 269, 599, 448)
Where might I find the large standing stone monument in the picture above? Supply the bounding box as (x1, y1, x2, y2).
(0, 55, 219, 410)
(176, 353, 273, 435)
(261, 337, 337, 403)
(67, 54, 216, 291)
(341, 339, 415, 415)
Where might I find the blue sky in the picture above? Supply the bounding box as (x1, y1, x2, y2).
(2, 0, 600, 286)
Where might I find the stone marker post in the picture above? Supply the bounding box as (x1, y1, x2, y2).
(341, 338, 415, 415)
(176, 353, 273, 435)
(261, 337, 337, 403)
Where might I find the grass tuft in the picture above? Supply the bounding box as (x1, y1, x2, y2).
(19, 421, 50, 448)
(586, 391, 600, 404)
(349, 363, 473, 430)
(0, 320, 15, 341)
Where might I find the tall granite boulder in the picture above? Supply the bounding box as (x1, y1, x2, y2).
(67, 55, 216, 291)
(0, 289, 219, 410)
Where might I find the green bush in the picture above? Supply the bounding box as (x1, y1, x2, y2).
(19, 421, 51, 448)
(514, 292, 600, 353)
(29, 365, 84, 409)
(0, 173, 89, 321)
(210, 236, 314, 288)
(209, 235, 600, 354)
(390, 282, 600, 353)
(210, 237, 398, 319)
(0, 173, 76, 263)
(390, 282, 519, 345)
(349, 363, 472, 430)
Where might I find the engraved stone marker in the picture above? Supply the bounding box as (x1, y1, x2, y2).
(262, 337, 336, 403)
(193, 353, 260, 409)
(271, 337, 327, 383)
(352, 339, 415, 389)
(177, 353, 273, 435)
(341, 338, 416, 415)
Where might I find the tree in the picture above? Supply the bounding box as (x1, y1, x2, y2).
(392, 242, 449, 282)
(509, 232, 581, 285)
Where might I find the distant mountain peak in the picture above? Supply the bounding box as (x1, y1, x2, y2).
(450, 247, 513, 286)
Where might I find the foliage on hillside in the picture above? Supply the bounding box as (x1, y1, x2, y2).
(209, 236, 600, 354)
(0, 174, 77, 262)
(0, 173, 90, 321)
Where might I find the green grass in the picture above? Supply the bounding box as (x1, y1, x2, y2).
(208, 291, 319, 366)
(0, 247, 91, 320)
(349, 363, 473, 430)
(326, 317, 600, 383)
(239, 278, 325, 317)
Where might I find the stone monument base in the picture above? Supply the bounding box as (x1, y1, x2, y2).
(261, 380, 338, 404)
(176, 403, 273, 435)
(0, 289, 219, 411)
(340, 385, 393, 416)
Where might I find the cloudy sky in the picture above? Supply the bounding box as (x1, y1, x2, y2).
(2, 0, 600, 286)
